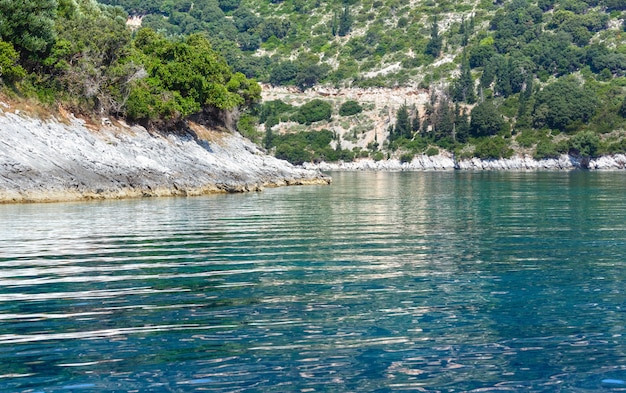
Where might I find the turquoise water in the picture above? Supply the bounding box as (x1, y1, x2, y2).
(1, 171, 626, 392)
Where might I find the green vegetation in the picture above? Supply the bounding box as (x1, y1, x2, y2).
(271, 129, 354, 165)
(0, 0, 260, 130)
(3, 0, 626, 164)
(294, 99, 332, 125)
(339, 100, 363, 116)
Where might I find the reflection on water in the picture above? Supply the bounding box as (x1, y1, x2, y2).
(1, 171, 626, 392)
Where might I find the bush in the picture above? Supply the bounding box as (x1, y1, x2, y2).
(237, 113, 261, 144)
(474, 136, 513, 159)
(275, 142, 312, 165)
(0, 40, 26, 82)
(534, 139, 560, 159)
(339, 100, 363, 116)
(295, 99, 332, 124)
(569, 130, 600, 158)
(425, 147, 440, 156)
(400, 152, 414, 163)
(372, 151, 385, 161)
(259, 99, 294, 124)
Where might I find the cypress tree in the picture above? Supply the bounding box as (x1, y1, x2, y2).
(412, 111, 421, 133)
(338, 6, 352, 36)
(425, 16, 442, 58)
(395, 104, 411, 139)
(453, 57, 476, 104)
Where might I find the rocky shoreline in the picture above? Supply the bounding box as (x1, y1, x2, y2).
(3, 107, 626, 204)
(303, 153, 626, 171)
(0, 111, 330, 203)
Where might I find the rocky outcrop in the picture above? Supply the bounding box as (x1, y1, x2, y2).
(303, 153, 626, 171)
(0, 110, 329, 203)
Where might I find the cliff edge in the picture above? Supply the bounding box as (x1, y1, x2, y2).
(0, 106, 330, 203)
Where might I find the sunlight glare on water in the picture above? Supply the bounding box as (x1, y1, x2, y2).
(1, 171, 626, 392)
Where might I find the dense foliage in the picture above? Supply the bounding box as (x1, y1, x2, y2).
(0, 0, 260, 129)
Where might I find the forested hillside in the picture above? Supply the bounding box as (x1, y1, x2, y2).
(95, 0, 626, 163)
(3, 0, 626, 163)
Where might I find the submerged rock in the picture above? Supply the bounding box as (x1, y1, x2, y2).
(0, 111, 329, 203)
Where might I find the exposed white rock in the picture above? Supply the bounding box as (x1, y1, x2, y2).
(303, 154, 626, 171)
(0, 112, 329, 203)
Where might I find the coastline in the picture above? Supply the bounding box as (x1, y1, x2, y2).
(302, 153, 626, 172)
(0, 111, 329, 204)
(2, 107, 626, 205)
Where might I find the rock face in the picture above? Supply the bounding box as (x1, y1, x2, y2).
(303, 153, 626, 171)
(0, 111, 329, 203)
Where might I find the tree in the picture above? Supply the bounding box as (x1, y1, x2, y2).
(532, 76, 597, 131)
(338, 6, 352, 37)
(455, 106, 470, 143)
(126, 29, 261, 125)
(44, 1, 132, 114)
(218, 0, 241, 12)
(425, 16, 442, 58)
(259, 18, 291, 41)
(392, 104, 411, 140)
(469, 44, 497, 68)
(453, 57, 476, 103)
(412, 111, 421, 133)
(269, 61, 298, 85)
(470, 101, 504, 137)
(432, 99, 455, 141)
(0, 0, 58, 59)
(295, 63, 329, 90)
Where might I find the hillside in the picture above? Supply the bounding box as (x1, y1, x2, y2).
(3, 0, 626, 169)
(94, 0, 626, 164)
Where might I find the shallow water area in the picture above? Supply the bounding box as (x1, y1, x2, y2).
(1, 171, 626, 392)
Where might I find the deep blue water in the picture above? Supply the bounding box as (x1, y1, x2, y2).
(1, 171, 626, 392)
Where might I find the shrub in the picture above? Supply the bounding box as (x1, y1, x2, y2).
(237, 113, 261, 144)
(474, 137, 513, 159)
(295, 99, 332, 124)
(569, 130, 600, 158)
(372, 151, 385, 161)
(339, 100, 363, 116)
(0, 40, 26, 82)
(259, 99, 294, 123)
(275, 142, 312, 165)
(534, 139, 560, 159)
(425, 147, 440, 156)
(400, 152, 414, 163)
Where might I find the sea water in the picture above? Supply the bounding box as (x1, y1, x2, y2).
(1, 171, 626, 392)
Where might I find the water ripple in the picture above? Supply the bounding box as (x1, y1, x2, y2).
(1, 172, 626, 392)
